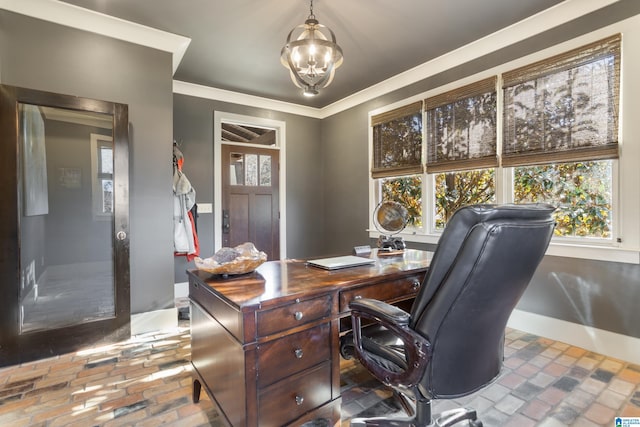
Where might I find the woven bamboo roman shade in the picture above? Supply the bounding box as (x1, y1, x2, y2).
(425, 76, 498, 173)
(371, 101, 423, 179)
(502, 34, 621, 167)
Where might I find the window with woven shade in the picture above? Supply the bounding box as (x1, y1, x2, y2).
(502, 34, 620, 167)
(425, 76, 497, 173)
(367, 29, 630, 255)
(371, 101, 423, 179)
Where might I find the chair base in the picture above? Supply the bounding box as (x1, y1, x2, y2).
(349, 407, 482, 427)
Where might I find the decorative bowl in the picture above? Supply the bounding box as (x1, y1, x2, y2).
(194, 242, 267, 275)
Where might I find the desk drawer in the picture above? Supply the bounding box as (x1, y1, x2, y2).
(339, 274, 423, 313)
(257, 295, 332, 337)
(258, 362, 332, 427)
(257, 323, 331, 387)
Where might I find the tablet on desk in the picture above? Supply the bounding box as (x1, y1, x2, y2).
(307, 255, 376, 270)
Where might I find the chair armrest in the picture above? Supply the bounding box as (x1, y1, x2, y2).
(349, 298, 431, 389)
(349, 298, 410, 326)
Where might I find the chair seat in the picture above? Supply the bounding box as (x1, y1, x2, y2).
(341, 325, 408, 372)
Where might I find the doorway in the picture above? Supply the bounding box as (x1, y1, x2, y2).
(0, 85, 130, 367)
(221, 144, 280, 259)
(214, 112, 286, 259)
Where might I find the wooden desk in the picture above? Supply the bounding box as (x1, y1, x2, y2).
(188, 249, 432, 427)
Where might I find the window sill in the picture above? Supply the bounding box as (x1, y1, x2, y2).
(545, 242, 639, 264)
(368, 230, 640, 264)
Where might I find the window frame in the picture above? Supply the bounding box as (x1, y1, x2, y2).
(368, 29, 638, 263)
(91, 133, 113, 220)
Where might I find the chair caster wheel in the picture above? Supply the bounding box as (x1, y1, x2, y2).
(469, 420, 483, 427)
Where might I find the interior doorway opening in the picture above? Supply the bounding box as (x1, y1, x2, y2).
(214, 112, 286, 259)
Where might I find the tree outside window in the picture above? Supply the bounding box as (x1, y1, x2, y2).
(380, 175, 422, 228)
(514, 161, 612, 238)
(435, 169, 495, 229)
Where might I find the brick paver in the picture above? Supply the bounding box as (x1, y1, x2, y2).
(0, 325, 639, 426)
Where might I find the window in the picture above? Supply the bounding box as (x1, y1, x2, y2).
(434, 169, 495, 229)
(370, 102, 423, 229)
(91, 134, 113, 217)
(371, 102, 423, 178)
(369, 34, 623, 257)
(426, 77, 498, 230)
(379, 175, 422, 227)
(513, 161, 613, 238)
(503, 34, 620, 239)
(228, 152, 273, 187)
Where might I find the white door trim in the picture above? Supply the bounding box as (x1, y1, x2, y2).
(213, 111, 286, 258)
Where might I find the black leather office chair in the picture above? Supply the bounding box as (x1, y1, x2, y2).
(342, 203, 556, 427)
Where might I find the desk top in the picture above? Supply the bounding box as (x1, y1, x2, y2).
(187, 249, 432, 310)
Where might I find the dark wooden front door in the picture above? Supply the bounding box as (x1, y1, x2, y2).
(221, 144, 280, 260)
(0, 85, 130, 367)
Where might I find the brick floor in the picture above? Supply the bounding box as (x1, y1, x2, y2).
(0, 326, 639, 426)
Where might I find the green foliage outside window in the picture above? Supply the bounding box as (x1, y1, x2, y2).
(434, 169, 495, 229)
(381, 176, 422, 227)
(514, 161, 612, 238)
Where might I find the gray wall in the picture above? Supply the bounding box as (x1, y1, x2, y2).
(2, 1, 639, 342)
(0, 11, 175, 314)
(320, 0, 640, 340)
(172, 94, 325, 283)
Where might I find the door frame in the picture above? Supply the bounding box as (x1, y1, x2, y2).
(213, 111, 286, 258)
(0, 84, 130, 367)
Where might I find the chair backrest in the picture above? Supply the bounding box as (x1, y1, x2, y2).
(410, 204, 555, 398)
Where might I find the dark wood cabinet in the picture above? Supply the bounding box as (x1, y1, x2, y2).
(188, 250, 432, 426)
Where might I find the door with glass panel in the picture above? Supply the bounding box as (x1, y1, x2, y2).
(221, 144, 280, 260)
(0, 85, 130, 367)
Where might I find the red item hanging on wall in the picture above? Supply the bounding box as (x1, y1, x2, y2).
(173, 144, 200, 260)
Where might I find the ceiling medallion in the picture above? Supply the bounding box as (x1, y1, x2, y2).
(280, 0, 343, 97)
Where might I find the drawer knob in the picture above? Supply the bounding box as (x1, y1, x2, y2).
(295, 395, 304, 406)
(412, 279, 420, 290)
(294, 311, 304, 321)
(354, 295, 362, 300)
(294, 348, 304, 359)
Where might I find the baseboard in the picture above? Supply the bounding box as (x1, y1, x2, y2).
(131, 308, 178, 335)
(508, 309, 640, 365)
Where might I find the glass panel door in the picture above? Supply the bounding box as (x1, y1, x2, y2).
(18, 103, 116, 333)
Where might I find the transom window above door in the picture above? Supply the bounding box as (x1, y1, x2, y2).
(222, 123, 276, 146)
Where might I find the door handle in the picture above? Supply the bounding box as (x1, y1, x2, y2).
(222, 210, 230, 234)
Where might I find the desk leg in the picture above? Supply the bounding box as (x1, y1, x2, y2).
(193, 378, 202, 403)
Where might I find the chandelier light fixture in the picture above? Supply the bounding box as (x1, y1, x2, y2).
(280, 0, 343, 97)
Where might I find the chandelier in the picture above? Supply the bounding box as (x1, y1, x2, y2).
(280, 0, 343, 97)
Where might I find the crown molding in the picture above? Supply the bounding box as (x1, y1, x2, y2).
(319, 0, 622, 118)
(173, 0, 622, 118)
(0, 0, 190, 74)
(173, 80, 323, 119)
(0, 0, 622, 117)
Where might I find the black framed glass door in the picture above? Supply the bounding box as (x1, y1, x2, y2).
(0, 85, 130, 367)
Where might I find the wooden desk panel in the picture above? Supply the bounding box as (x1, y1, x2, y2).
(189, 249, 431, 427)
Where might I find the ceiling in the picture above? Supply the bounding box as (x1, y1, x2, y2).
(49, 0, 571, 108)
